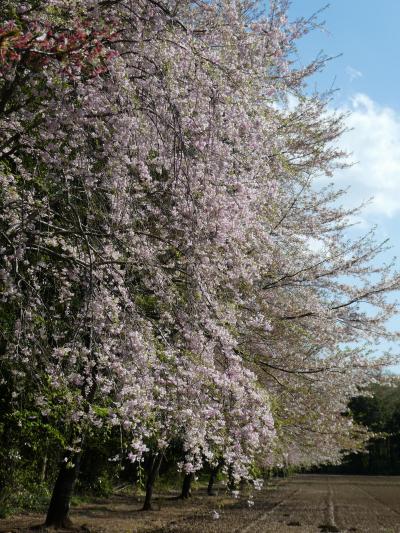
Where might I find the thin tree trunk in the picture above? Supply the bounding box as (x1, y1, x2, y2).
(142, 452, 163, 511)
(40, 444, 48, 483)
(207, 463, 221, 496)
(179, 473, 194, 499)
(45, 452, 82, 528)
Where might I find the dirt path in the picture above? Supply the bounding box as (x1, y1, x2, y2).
(2, 475, 400, 532)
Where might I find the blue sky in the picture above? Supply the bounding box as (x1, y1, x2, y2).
(288, 1, 400, 373)
(289, 1, 400, 111)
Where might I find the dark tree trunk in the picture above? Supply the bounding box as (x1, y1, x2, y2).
(240, 477, 247, 491)
(142, 452, 163, 511)
(179, 473, 194, 499)
(45, 452, 82, 528)
(227, 465, 236, 492)
(207, 463, 221, 496)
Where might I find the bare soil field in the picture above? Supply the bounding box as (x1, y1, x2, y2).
(1, 475, 400, 533)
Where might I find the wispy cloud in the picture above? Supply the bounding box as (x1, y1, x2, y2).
(346, 66, 362, 82)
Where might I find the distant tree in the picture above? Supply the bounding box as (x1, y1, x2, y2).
(345, 383, 400, 474)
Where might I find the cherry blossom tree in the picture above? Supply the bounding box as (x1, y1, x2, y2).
(237, 96, 400, 468)
(1, 0, 399, 528)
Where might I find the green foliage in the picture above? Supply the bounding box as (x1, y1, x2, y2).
(349, 382, 400, 434)
(0, 482, 50, 518)
(75, 426, 124, 497)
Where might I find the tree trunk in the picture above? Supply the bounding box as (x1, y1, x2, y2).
(207, 464, 221, 496)
(179, 473, 194, 499)
(40, 447, 48, 483)
(142, 452, 163, 511)
(227, 465, 236, 491)
(45, 452, 82, 528)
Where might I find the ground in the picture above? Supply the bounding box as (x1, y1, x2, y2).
(1, 475, 400, 533)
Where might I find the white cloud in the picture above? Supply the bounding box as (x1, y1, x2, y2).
(333, 93, 400, 218)
(346, 66, 362, 82)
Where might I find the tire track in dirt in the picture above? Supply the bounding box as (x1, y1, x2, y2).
(324, 483, 338, 531)
(329, 478, 400, 533)
(330, 481, 400, 533)
(235, 488, 300, 533)
(353, 483, 400, 518)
